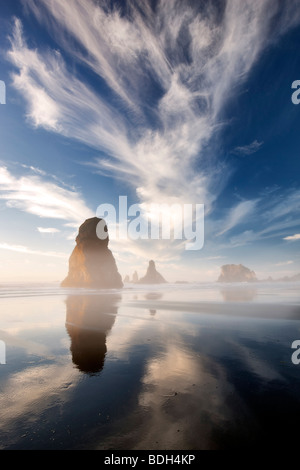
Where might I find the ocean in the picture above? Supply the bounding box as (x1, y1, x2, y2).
(0, 281, 300, 450)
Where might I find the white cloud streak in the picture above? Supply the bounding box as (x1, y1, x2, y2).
(232, 140, 264, 156)
(0, 242, 67, 258)
(217, 199, 258, 236)
(0, 166, 93, 224)
(284, 234, 300, 241)
(37, 227, 60, 234)
(275, 260, 294, 266)
(4, 0, 300, 266)
(208, 184, 300, 249)
(9, 0, 300, 213)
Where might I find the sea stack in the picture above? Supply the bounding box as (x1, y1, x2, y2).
(218, 264, 257, 283)
(61, 217, 123, 289)
(139, 260, 167, 284)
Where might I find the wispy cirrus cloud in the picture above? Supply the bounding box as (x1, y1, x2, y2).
(0, 166, 93, 225)
(214, 187, 300, 248)
(284, 234, 300, 241)
(0, 242, 67, 258)
(37, 227, 60, 234)
(263, 190, 300, 222)
(4, 0, 300, 269)
(275, 260, 294, 266)
(217, 199, 259, 237)
(232, 140, 264, 156)
(9, 0, 300, 215)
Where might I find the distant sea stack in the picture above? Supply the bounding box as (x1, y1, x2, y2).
(139, 260, 167, 284)
(61, 217, 123, 289)
(218, 264, 257, 283)
(278, 273, 300, 282)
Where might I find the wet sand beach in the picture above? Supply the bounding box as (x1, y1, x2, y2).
(0, 282, 300, 450)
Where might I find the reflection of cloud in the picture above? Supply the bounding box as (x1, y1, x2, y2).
(0, 363, 78, 431)
(1, 286, 299, 449)
(96, 294, 300, 449)
(65, 294, 120, 374)
(105, 339, 243, 450)
(226, 338, 284, 383)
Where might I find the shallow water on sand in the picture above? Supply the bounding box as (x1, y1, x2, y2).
(0, 282, 300, 450)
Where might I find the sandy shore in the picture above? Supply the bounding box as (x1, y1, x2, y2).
(0, 282, 299, 449)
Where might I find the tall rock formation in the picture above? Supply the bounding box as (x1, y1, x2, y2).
(139, 260, 167, 284)
(218, 264, 257, 283)
(61, 217, 123, 289)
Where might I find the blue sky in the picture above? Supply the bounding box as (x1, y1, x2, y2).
(0, 0, 300, 283)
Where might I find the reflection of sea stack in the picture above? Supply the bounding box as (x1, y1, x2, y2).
(61, 217, 123, 288)
(139, 260, 167, 284)
(65, 294, 119, 374)
(221, 288, 257, 302)
(218, 264, 257, 283)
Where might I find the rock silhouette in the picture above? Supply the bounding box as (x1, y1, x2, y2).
(218, 264, 257, 283)
(61, 217, 123, 289)
(65, 294, 120, 374)
(139, 260, 167, 284)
